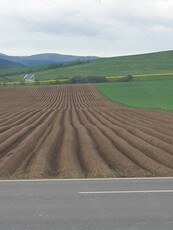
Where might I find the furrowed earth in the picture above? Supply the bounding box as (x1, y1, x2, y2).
(0, 84, 173, 179)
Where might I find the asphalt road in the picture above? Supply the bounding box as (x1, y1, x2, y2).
(0, 178, 173, 230)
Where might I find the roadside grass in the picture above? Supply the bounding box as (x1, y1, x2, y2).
(55, 170, 155, 179)
(1, 170, 28, 180)
(80, 170, 125, 178)
(96, 77, 173, 112)
(12, 170, 28, 179)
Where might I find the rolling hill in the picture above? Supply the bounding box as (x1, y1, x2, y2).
(0, 57, 24, 68)
(34, 50, 173, 80)
(0, 53, 98, 66)
(1, 50, 173, 82)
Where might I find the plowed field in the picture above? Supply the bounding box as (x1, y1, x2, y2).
(1, 84, 173, 179)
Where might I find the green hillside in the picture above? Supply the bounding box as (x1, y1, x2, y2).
(1, 50, 173, 82)
(35, 50, 173, 80)
(0, 57, 23, 68)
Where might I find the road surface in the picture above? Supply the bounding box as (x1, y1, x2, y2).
(0, 178, 173, 230)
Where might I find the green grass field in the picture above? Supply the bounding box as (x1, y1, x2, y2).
(1, 50, 173, 82)
(96, 77, 173, 112)
(33, 50, 173, 80)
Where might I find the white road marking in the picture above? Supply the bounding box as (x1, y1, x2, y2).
(79, 190, 173, 194)
(0, 177, 173, 183)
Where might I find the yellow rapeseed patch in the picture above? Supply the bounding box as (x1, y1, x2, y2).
(106, 72, 173, 79)
(133, 72, 173, 77)
(106, 76, 124, 79)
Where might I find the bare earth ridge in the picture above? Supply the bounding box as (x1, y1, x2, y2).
(0, 84, 173, 179)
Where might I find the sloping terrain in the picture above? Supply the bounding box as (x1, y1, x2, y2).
(1, 50, 173, 82)
(34, 50, 173, 80)
(0, 57, 24, 68)
(0, 53, 98, 66)
(0, 85, 173, 179)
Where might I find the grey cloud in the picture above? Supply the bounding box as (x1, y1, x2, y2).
(0, 0, 173, 56)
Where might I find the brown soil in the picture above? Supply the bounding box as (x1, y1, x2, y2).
(0, 84, 173, 179)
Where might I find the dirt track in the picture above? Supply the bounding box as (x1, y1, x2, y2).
(1, 84, 173, 179)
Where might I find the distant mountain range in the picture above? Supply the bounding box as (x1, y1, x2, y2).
(0, 53, 98, 68)
(0, 57, 24, 68)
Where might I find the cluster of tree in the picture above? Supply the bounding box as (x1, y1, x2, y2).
(47, 60, 89, 70)
(117, 75, 133, 82)
(69, 76, 108, 84)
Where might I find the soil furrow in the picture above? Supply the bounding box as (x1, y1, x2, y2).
(0, 110, 52, 158)
(24, 110, 65, 178)
(98, 109, 173, 145)
(56, 109, 83, 178)
(89, 110, 173, 168)
(85, 111, 173, 176)
(0, 110, 42, 139)
(78, 110, 148, 177)
(0, 84, 173, 178)
(72, 108, 112, 177)
(0, 110, 57, 177)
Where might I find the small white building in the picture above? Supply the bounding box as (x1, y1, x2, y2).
(24, 74, 35, 82)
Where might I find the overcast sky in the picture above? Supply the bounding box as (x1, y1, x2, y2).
(0, 0, 173, 57)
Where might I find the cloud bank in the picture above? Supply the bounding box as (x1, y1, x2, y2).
(0, 0, 173, 56)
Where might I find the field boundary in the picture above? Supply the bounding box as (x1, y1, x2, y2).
(1, 71, 173, 87)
